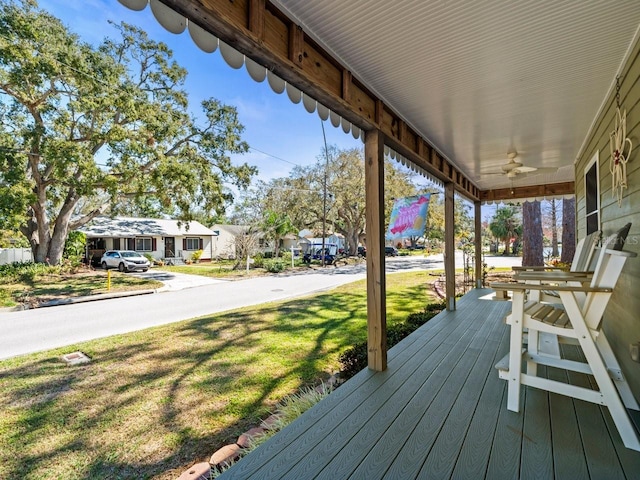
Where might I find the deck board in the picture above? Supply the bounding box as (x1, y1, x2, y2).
(546, 365, 590, 479)
(219, 289, 640, 479)
(450, 329, 508, 480)
(520, 365, 554, 480)
(321, 310, 495, 479)
(565, 345, 627, 480)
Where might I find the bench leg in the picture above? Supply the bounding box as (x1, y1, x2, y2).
(507, 291, 525, 412)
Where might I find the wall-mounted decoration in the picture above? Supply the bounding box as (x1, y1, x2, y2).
(609, 76, 633, 207)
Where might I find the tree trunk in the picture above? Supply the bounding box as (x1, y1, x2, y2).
(274, 236, 280, 258)
(25, 190, 79, 265)
(344, 231, 356, 255)
(561, 197, 576, 264)
(522, 201, 543, 266)
(550, 199, 559, 257)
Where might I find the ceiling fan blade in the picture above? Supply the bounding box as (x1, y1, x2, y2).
(517, 167, 559, 178)
(514, 165, 538, 173)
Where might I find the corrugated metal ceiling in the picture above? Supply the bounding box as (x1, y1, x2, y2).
(272, 0, 640, 190)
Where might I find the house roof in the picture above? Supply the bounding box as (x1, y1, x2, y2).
(210, 224, 252, 236)
(78, 216, 214, 237)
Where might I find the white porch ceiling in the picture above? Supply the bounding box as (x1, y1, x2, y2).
(272, 0, 640, 191)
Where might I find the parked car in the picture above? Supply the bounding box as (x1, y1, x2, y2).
(357, 246, 366, 257)
(101, 250, 150, 272)
(385, 246, 399, 256)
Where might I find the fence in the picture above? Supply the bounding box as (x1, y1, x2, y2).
(0, 248, 33, 265)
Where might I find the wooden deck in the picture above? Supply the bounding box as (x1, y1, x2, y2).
(220, 289, 640, 479)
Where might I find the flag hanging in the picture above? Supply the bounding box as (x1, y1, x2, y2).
(386, 194, 431, 240)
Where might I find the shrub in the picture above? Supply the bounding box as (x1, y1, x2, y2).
(405, 311, 434, 329)
(0, 261, 60, 284)
(338, 301, 446, 380)
(251, 253, 264, 268)
(63, 231, 86, 267)
(425, 301, 447, 312)
(191, 249, 203, 263)
(337, 341, 368, 380)
(387, 322, 415, 346)
(264, 259, 285, 273)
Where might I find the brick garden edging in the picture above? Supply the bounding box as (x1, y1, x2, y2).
(176, 375, 339, 479)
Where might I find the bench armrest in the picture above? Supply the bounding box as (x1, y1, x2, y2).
(491, 282, 612, 293)
(514, 271, 592, 282)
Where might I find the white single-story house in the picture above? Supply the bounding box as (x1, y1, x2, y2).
(210, 224, 251, 259)
(211, 225, 306, 258)
(78, 216, 215, 264)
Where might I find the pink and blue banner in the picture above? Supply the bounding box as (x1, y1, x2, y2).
(386, 194, 431, 240)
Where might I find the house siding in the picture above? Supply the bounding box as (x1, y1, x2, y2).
(575, 35, 640, 399)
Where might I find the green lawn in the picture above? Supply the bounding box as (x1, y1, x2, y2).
(0, 269, 163, 308)
(0, 271, 436, 480)
(158, 262, 268, 279)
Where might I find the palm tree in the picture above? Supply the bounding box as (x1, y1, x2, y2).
(262, 210, 296, 258)
(489, 206, 521, 255)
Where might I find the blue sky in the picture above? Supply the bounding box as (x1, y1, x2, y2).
(35, 0, 508, 221)
(38, 0, 363, 183)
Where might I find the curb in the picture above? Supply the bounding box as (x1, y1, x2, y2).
(31, 288, 161, 309)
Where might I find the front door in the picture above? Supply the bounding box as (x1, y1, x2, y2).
(165, 237, 175, 258)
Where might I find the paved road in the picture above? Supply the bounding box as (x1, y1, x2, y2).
(0, 253, 520, 360)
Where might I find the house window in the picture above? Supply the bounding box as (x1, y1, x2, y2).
(185, 237, 201, 251)
(135, 237, 153, 251)
(585, 151, 599, 235)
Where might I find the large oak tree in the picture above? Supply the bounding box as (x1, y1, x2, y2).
(0, 1, 255, 263)
(233, 146, 419, 255)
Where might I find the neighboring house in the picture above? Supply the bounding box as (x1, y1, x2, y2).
(210, 224, 251, 259)
(78, 216, 215, 264)
(211, 225, 306, 258)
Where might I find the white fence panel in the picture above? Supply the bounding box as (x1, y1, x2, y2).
(0, 248, 33, 265)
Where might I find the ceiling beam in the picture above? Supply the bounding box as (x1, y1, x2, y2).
(479, 182, 575, 203)
(160, 0, 480, 200)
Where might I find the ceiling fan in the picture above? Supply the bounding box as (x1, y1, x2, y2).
(483, 150, 557, 178)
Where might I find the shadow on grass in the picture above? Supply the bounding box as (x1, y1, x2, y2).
(0, 277, 434, 479)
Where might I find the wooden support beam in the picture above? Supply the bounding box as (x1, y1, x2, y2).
(288, 24, 304, 65)
(161, 0, 479, 201)
(342, 70, 352, 103)
(445, 182, 456, 311)
(248, 0, 265, 40)
(475, 201, 483, 288)
(479, 182, 574, 202)
(364, 129, 387, 372)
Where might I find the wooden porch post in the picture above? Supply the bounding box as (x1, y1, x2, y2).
(445, 182, 456, 311)
(474, 201, 483, 288)
(364, 129, 387, 371)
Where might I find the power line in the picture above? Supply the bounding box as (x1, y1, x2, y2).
(248, 146, 302, 167)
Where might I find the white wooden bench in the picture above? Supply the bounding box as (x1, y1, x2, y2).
(493, 231, 600, 302)
(492, 232, 640, 451)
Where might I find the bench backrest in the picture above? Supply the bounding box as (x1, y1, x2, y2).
(571, 230, 601, 272)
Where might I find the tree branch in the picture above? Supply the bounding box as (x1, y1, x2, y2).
(68, 203, 110, 230)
